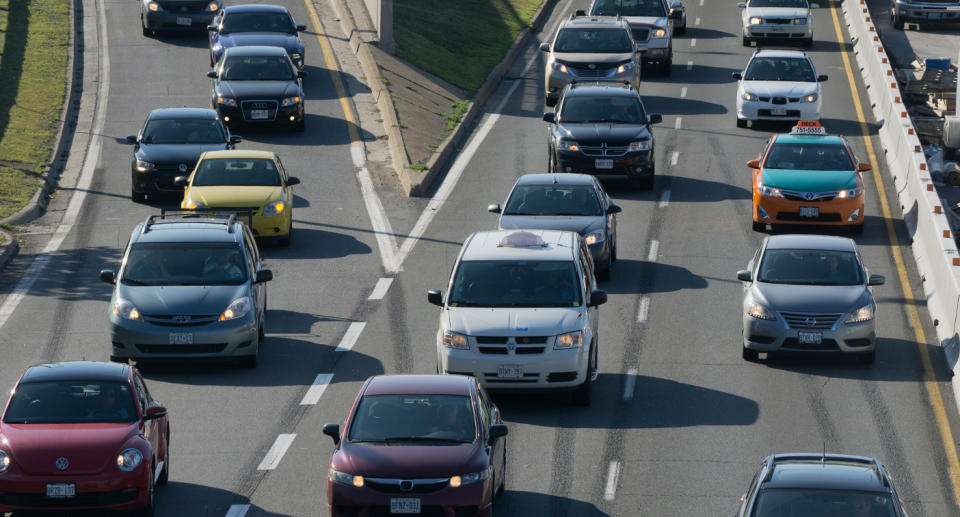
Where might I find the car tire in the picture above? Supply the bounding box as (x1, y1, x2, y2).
(597, 258, 612, 281)
(892, 7, 905, 29)
(849, 223, 864, 235)
(676, 21, 686, 35)
(661, 52, 673, 76)
(631, 173, 654, 191)
(132, 189, 146, 203)
(295, 119, 305, 132)
(742, 344, 760, 362)
(496, 443, 507, 497)
(258, 315, 266, 342)
(742, 35, 751, 47)
(278, 232, 292, 248)
(547, 151, 555, 173)
(141, 16, 151, 37)
(858, 350, 876, 364)
(611, 241, 617, 262)
(571, 345, 595, 406)
(157, 431, 170, 486)
(737, 118, 748, 128)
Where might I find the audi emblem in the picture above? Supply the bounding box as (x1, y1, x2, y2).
(174, 315, 191, 323)
(805, 317, 817, 327)
(251, 103, 269, 109)
(55, 457, 69, 470)
(399, 480, 414, 491)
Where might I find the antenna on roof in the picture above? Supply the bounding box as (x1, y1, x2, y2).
(821, 442, 826, 464)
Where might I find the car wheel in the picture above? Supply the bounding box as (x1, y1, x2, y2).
(596, 258, 611, 281)
(497, 443, 507, 497)
(858, 350, 876, 364)
(278, 233, 292, 248)
(157, 431, 170, 486)
(547, 151, 555, 173)
(631, 173, 654, 191)
(611, 241, 618, 262)
(141, 15, 151, 37)
(571, 345, 595, 406)
(892, 7, 905, 29)
(849, 223, 864, 235)
(295, 119, 305, 132)
(742, 35, 751, 47)
(661, 49, 673, 76)
(742, 344, 760, 362)
(258, 314, 266, 342)
(132, 189, 146, 203)
(737, 118, 748, 128)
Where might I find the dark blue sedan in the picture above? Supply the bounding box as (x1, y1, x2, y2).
(208, 5, 307, 69)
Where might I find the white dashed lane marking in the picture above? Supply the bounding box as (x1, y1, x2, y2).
(604, 461, 621, 501)
(225, 505, 250, 517)
(686, 61, 693, 71)
(680, 86, 688, 98)
(695, 16, 701, 25)
(670, 151, 679, 166)
(636, 296, 650, 323)
(659, 190, 671, 208)
(690, 38, 697, 47)
(368, 277, 394, 300)
(300, 373, 334, 405)
(257, 434, 296, 470)
(335, 322, 366, 352)
(647, 240, 659, 262)
(624, 369, 638, 400)
(674, 117, 682, 129)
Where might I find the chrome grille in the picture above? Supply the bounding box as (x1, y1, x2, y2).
(365, 478, 449, 494)
(142, 314, 218, 327)
(780, 189, 838, 202)
(158, 1, 209, 12)
(631, 27, 651, 41)
(580, 144, 628, 157)
(567, 64, 616, 78)
(240, 100, 278, 122)
(779, 312, 843, 330)
(766, 18, 793, 24)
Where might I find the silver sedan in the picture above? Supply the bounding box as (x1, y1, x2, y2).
(738, 234, 884, 363)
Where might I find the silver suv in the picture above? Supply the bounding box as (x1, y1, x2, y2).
(100, 211, 272, 367)
(588, 0, 675, 74)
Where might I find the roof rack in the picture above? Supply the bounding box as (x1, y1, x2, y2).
(141, 209, 254, 234)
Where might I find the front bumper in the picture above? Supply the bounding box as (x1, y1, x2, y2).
(545, 67, 640, 99)
(742, 314, 876, 354)
(130, 168, 188, 195)
(329, 479, 492, 517)
(109, 311, 258, 360)
(555, 149, 654, 179)
(143, 10, 215, 31)
(753, 193, 864, 227)
(439, 341, 589, 390)
(893, 1, 960, 22)
(637, 38, 671, 62)
(737, 97, 821, 122)
(588, 240, 610, 267)
(743, 23, 812, 40)
(0, 468, 148, 511)
(216, 103, 304, 129)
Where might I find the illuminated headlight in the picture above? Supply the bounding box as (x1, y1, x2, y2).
(845, 303, 874, 323)
(669, 7, 679, 14)
(135, 159, 157, 172)
(217, 96, 237, 107)
(584, 230, 605, 245)
(207, 1, 218, 10)
(749, 16, 762, 24)
(741, 91, 758, 101)
(756, 182, 783, 198)
(450, 467, 491, 488)
(186, 200, 206, 210)
(290, 53, 302, 63)
(837, 186, 863, 199)
(801, 92, 818, 103)
(746, 303, 777, 321)
(219, 297, 252, 322)
(148, 1, 159, 11)
(280, 96, 301, 107)
(555, 330, 583, 350)
(0, 450, 10, 474)
(113, 299, 142, 321)
(329, 468, 364, 487)
(557, 140, 580, 152)
(116, 448, 143, 472)
(442, 331, 469, 350)
(652, 28, 667, 38)
(262, 200, 285, 215)
(793, 17, 808, 25)
(552, 62, 568, 73)
(627, 140, 650, 152)
(617, 61, 635, 74)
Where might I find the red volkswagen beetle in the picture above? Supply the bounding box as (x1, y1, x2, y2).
(0, 361, 169, 514)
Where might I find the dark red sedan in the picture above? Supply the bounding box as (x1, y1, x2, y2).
(0, 361, 169, 515)
(323, 374, 508, 517)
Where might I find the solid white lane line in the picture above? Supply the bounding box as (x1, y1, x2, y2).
(623, 369, 638, 400)
(690, 38, 697, 47)
(352, 147, 401, 272)
(670, 151, 679, 166)
(225, 505, 251, 517)
(257, 434, 296, 470)
(335, 322, 366, 352)
(636, 296, 650, 323)
(604, 461, 621, 501)
(300, 373, 335, 405)
(698, 0, 703, 6)
(686, 61, 693, 71)
(680, 86, 688, 98)
(674, 117, 682, 129)
(659, 190, 671, 208)
(647, 240, 659, 262)
(368, 277, 394, 300)
(695, 16, 701, 25)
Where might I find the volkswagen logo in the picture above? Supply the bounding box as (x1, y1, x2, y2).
(588, 63, 597, 70)
(399, 480, 414, 491)
(805, 317, 817, 327)
(804, 192, 816, 201)
(178, 163, 188, 173)
(55, 457, 69, 470)
(174, 315, 191, 323)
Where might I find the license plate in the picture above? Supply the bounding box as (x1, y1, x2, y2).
(798, 331, 822, 345)
(770, 26, 784, 32)
(169, 332, 193, 345)
(176, 16, 192, 26)
(771, 106, 787, 116)
(46, 483, 75, 498)
(390, 498, 421, 514)
(497, 365, 524, 379)
(250, 109, 269, 120)
(799, 206, 819, 218)
(927, 12, 941, 20)
(595, 159, 613, 169)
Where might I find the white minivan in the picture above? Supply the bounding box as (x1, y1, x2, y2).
(427, 230, 607, 405)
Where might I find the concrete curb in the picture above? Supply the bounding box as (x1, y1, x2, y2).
(0, 229, 19, 272)
(331, 0, 555, 196)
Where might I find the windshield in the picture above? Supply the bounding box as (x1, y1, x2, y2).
(142, 119, 225, 145)
(561, 95, 646, 123)
(757, 249, 864, 285)
(221, 55, 294, 81)
(744, 57, 816, 81)
(591, 0, 668, 17)
(449, 260, 582, 308)
(752, 489, 897, 517)
(748, 0, 809, 7)
(349, 394, 476, 444)
(765, 143, 854, 171)
(122, 242, 248, 286)
(3, 381, 138, 424)
(193, 158, 281, 186)
(222, 12, 295, 33)
(504, 185, 602, 216)
(553, 28, 634, 53)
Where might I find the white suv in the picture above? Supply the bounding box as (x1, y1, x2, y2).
(427, 230, 607, 405)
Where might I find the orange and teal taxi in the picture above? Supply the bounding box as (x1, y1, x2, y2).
(749, 121, 871, 232)
(178, 150, 300, 246)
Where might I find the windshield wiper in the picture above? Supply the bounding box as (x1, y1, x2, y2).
(448, 301, 483, 307)
(383, 437, 469, 444)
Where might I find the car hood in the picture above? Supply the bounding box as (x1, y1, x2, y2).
(217, 80, 298, 100)
(334, 442, 484, 478)
(558, 123, 650, 146)
(0, 422, 140, 475)
(623, 16, 669, 28)
(119, 284, 246, 315)
(138, 143, 228, 166)
(220, 33, 302, 53)
(750, 282, 870, 314)
(553, 52, 634, 65)
(747, 6, 809, 18)
(740, 80, 817, 97)
(498, 215, 604, 235)
(761, 168, 857, 191)
(188, 186, 282, 207)
(444, 307, 585, 336)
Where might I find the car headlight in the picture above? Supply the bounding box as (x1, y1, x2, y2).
(113, 299, 142, 321)
(552, 62, 568, 73)
(449, 467, 491, 488)
(116, 448, 143, 472)
(555, 330, 583, 350)
(557, 140, 580, 152)
(617, 61, 635, 74)
(135, 159, 157, 172)
(217, 96, 237, 107)
(148, 1, 159, 11)
(845, 303, 874, 323)
(741, 91, 758, 101)
(290, 52, 303, 62)
(584, 230, 605, 245)
(262, 200, 285, 216)
(652, 28, 667, 38)
(207, 1, 218, 11)
(329, 468, 364, 487)
(627, 140, 651, 152)
(442, 331, 469, 350)
(281, 96, 301, 107)
(793, 17, 808, 24)
(756, 182, 782, 198)
(219, 297, 252, 321)
(837, 186, 863, 199)
(801, 92, 818, 102)
(749, 16, 762, 24)
(185, 200, 206, 210)
(0, 450, 10, 474)
(746, 302, 777, 321)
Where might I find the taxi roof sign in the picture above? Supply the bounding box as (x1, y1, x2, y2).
(790, 120, 827, 135)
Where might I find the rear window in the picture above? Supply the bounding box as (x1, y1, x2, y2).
(3, 381, 138, 424)
(349, 394, 476, 444)
(764, 143, 853, 171)
(752, 488, 897, 517)
(449, 260, 582, 308)
(504, 185, 602, 216)
(122, 242, 248, 286)
(193, 158, 281, 187)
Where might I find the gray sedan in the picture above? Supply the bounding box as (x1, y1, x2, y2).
(738, 234, 884, 363)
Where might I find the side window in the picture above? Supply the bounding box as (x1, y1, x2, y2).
(275, 157, 288, 181)
(243, 238, 257, 275)
(244, 229, 259, 265)
(577, 249, 593, 296)
(135, 375, 154, 406)
(132, 378, 148, 414)
(476, 383, 490, 432)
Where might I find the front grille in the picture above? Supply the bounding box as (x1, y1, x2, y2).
(0, 488, 139, 507)
(515, 346, 545, 354)
(780, 312, 842, 330)
(156, 162, 197, 173)
(758, 109, 802, 117)
(241, 100, 278, 122)
(475, 336, 508, 344)
(580, 144, 629, 157)
(781, 338, 840, 351)
(365, 478, 449, 494)
(781, 190, 838, 202)
(631, 27, 651, 41)
(143, 314, 218, 327)
(136, 343, 228, 354)
(547, 371, 578, 382)
(483, 372, 539, 383)
(158, 0, 209, 12)
(478, 346, 509, 355)
(772, 97, 787, 105)
(568, 65, 616, 78)
(766, 18, 793, 24)
(776, 211, 842, 222)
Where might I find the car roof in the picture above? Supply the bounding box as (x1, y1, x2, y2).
(223, 45, 289, 57)
(363, 375, 474, 396)
(148, 108, 219, 120)
(763, 454, 889, 493)
(765, 234, 857, 252)
(460, 230, 578, 262)
(223, 4, 289, 14)
(133, 214, 245, 244)
(514, 173, 597, 186)
(773, 133, 845, 146)
(559, 16, 630, 29)
(21, 361, 130, 384)
(563, 82, 639, 98)
(752, 48, 810, 59)
(200, 149, 277, 160)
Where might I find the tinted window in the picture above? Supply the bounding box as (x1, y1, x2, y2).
(561, 95, 646, 124)
(504, 185, 602, 216)
(554, 28, 633, 53)
(449, 261, 583, 308)
(757, 249, 864, 285)
(122, 242, 248, 285)
(752, 489, 896, 517)
(222, 55, 294, 81)
(349, 394, 476, 444)
(749, 0, 808, 7)
(765, 143, 854, 171)
(744, 57, 816, 82)
(3, 381, 138, 424)
(193, 158, 281, 186)
(591, 0, 667, 17)
(142, 119, 225, 145)
(222, 12, 295, 33)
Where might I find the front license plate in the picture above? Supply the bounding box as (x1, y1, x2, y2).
(798, 331, 822, 345)
(169, 332, 193, 345)
(595, 159, 614, 169)
(390, 498, 421, 514)
(927, 12, 941, 20)
(770, 26, 784, 32)
(250, 109, 269, 120)
(799, 206, 819, 218)
(176, 16, 192, 26)
(46, 483, 75, 499)
(771, 106, 787, 116)
(497, 365, 524, 379)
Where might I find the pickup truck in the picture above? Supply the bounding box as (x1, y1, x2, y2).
(891, 0, 960, 28)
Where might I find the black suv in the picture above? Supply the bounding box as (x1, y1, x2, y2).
(736, 453, 908, 517)
(543, 81, 661, 190)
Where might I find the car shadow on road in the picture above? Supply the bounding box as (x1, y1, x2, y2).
(232, 114, 374, 146)
(265, 309, 354, 334)
(679, 27, 736, 39)
(259, 227, 372, 259)
(496, 490, 609, 516)
(676, 64, 740, 84)
(0, 245, 121, 303)
(150, 31, 209, 49)
(600, 259, 709, 294)
(638, 95, 728, 115)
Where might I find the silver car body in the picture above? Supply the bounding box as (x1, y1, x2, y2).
(739, 0, 814, 45)
(588, 0, 673, 64)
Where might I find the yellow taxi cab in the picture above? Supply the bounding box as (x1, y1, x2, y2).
(749, 121, 871, 232)
(177, 150, 300, 247)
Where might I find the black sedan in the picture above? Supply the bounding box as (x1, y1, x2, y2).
(127, 108, 240, 202)
(208, 4, 307, 69)
(544, 81, 661, 190)
(141, 0, 222, 36)
(209, 46, 306, 132)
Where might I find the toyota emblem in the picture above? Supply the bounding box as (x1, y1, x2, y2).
(805, 317, 817, 327)
(55, 457, 69, 470)
(178, 163, 188, 173)
(588, 63, 597, 69)
(804, 192, 816, 201)
(174, 315, 191, 323)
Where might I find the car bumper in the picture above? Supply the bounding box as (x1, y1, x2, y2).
(109, 312, 258, 360)
(440, 344, 589, 390)
(743, 23, 812, 40)
(328, 480, 492, 517)
(893, 1, 960, 21)
(0, 469, 148, 511)
(555, 149, 654, 178)
(737, 98, 821, 122)
(754, 194, 864, 227)
(742, 315, 876, 354)
(216, 104, 304, 128)
(143, 10, 215, 30)
(131, 168, 189, 195)
(638, 38, 670, 62)
(545, 68, 640, 98)
(588, 241, 610, 266)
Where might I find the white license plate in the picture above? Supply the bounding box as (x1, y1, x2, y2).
(595, 159, 613, 169)
(46, 483, 75, 498)
(927, 12, 941, 20)
(390, 498, 421, 514)
(770, 26, 784, 32)
(169, 332, 193, 345)
(176, 16, 192, 26)
(799, 206, 819, 218)
(250, 109, 269, 120)
(771, 106, 787, 116)
(798, 331, 822, 345)
(497, 365, 524, 379)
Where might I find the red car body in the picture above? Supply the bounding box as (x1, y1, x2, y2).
(0, 361, 169, 513)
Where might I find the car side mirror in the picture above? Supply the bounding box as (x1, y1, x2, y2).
(487, 203, 501, 214)
(144, 405, 167, 420)
(322, 423, 341, 446)
(869, 274, 885, 286)
(542, 112, 556, 123)
(99, 269, 116, 284)
(574, 9, 586, 16)
(607, 204, 622, 214)
(858, 163, 872, 172)
(207, 24, 218, 32)
(427, 289, 443, 306)
(125, 135, 137, 144)
(732, 72, 743, 80)
(737, 2, 746, 7)
(588, 290, 607, 307)
(297, 70, 307, 78)
(539, 42, 550, 52)
(737, 270, 753, 282)
(648, 114, 662, 124)
(173, 176, 189, 187)
(286, 176, 301, 186)
(488, 424, 508, 444)
(229, 135, 242, 145)
(207, 70, 218, 78)
(296, 24, 307, 31)
(746, 159, 760, 169)
(817, 74, 828, 82)
(255, 269, 273, 283)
